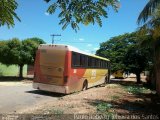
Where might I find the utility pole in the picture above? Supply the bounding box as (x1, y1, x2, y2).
(50, 34, 61, 44)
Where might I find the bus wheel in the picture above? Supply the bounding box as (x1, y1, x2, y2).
(82, 80, 88, 91)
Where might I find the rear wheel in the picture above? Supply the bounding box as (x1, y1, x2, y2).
(82, 80, 88, 91)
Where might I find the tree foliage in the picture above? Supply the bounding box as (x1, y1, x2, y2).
(137, 0, 160, 24)
(44, 0, 120, 31)
(0, 38, 45, 78)
(137, 1, 160, 91)
(123, 44, 149, 83)
(96, 33, 136, 72)
(0, 0, 20, 28)
(0, 0, 119, 31)
(96, 32, 151, 83)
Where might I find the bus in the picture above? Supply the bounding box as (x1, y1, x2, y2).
(33, 44, 110, 94)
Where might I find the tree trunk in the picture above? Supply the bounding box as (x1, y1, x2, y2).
(150, 67, 156, 89)
(136, 72, 141, 84)
(155, 47, 160, 95)
(19, 64, 24, 78)
(155, 64, 160, 95)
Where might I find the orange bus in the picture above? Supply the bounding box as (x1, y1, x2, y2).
(33, 44, 110, 94)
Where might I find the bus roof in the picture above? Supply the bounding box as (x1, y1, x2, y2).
(39, 44, 110, 61)
(91, 55, 109, 61)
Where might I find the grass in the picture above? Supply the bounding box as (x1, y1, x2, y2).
(45, 108, 64, 119)
(124, 85, 150, 94)
(111, 95, 120, 101)
(0, 63, 27, 77)
(48, 108, 64, 114)
(96, 102, 112, 112)
(96, 102, 114, 119)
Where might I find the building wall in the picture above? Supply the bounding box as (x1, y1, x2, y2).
(0, 63, 27, 77)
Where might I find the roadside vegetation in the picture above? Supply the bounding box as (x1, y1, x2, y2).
(0, 37, 45, 78)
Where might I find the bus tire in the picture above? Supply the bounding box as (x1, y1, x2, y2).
(82, 80, 88, 91)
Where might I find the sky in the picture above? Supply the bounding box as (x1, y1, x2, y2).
(0, 0, 149, 54)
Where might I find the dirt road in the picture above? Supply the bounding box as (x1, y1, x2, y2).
(0, 77, 160, 116)
(0, 81, 62, 113)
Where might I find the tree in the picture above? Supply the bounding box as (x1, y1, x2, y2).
(96, 32, 151, 83)
(96, 33, 136, 73)
(137, 0, 160, 24)
(44, 0, 119, 31)
(0, 0, 119, 31)
(0, 38, 45, 78)
(27, 37, 46, 44)
(22, 37, 46, 66)
(0, 38, 23, 77)
(0, 0, 20, 28)
(137, 1, 160, 93)
(123, 45, 149, 83)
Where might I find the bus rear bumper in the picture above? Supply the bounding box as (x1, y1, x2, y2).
(33, 82, 69, 94)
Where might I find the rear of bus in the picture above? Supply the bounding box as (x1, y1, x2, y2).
(33, 44, 70, 94)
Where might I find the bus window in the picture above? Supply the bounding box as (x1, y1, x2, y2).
(83, 55, 88, 68)
(80, 55, 86, 67)
(102, 61, 106, 68)
(95, 59, 100, 68)
(72, 52, 80, 67)
(106, 62, 108, 68)
(88, 57, 92, 67)
(91, 58, 95, 68)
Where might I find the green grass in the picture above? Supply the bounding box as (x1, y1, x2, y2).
(97, 102, 112, 112)
(111, 95, 120, 101)
(124, 86, 150, 94)
(0, 63, 27, 76)
(96, 102, 114, 119)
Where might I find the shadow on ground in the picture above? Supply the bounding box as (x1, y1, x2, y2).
(0, 76, 33, 82)
(110, 78, 138, 86)
(26, 90, 66, 97)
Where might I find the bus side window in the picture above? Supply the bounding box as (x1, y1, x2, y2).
(95, 59, 99, 68)
(72, 52, 80, 67)
(106, 61, 108, 68)
(100, 60, 102, 68)
(91, 58, 95, 68)
(84, 55, 88, 68)
(72, 52, 75, 67)
(103, 61, 106, 68)
(102, 60, 104, 68)
(80, 55, 85, 67)
(97, 59, 101, 68)
(88, 57, 92, 68)
(108, 62, 110, 69)
(76, 53, 80, 67)
(105, 61, 107, 68)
